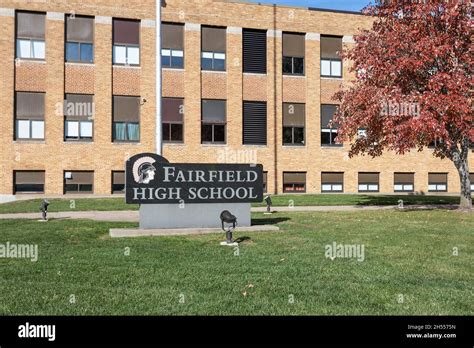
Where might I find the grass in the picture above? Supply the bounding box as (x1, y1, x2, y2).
(0, 210, 472, 315)
(0, 194, 463, 214)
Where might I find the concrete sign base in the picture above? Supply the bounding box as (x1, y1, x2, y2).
(139, 203, 251, 229)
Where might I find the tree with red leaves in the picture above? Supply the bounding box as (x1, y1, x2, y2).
(334, 0, 473, 209)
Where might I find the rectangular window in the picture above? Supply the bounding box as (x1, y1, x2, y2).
(321, 104, 341, 146)
(201, 100, 226, 144)
(113, 96, 140, 142)
(113, 19, 140, 66)
(243, 101, 267, 145)
(163, 98, 184, 143)
(470, 173, 474, 191)
(283, 172, 306, 193)
(16, 11, 46, 60)
(162, 23, 184, 69)
(201, 26, 226, 71)
(321, 172, 344, 192)
(263, 171, 268, 193)
(14, 171, 45, 193)
(321, 36, 342, 78)
(283, 33, 305, 75)
(243, 29, 267, 74)
(112, 171, 125, 194)
(15, 92, 45, 140)
(64, 171, 93, 193)
(283, 103, 305, 146)
(428, 173, 448, 192)
(358, 172, 380, 192)
(64, 94, 94, 141)
(66, 15, 94, 63)
(394, 173, 414, 192)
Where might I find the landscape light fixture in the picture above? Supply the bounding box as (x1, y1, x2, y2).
(220, 210, 238, 246)
(40, 199, 50, 221)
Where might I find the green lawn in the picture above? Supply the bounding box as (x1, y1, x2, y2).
(0, 210, 472, 315)
(0, 194, 463, 214)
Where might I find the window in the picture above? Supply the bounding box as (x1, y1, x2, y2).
(162, 23, 184, 69)
(470, 173, 474, 191)
(428, 173, 448, 192)
(15, 92, 45, 140)
(14, 171, 45, 193)
(64, 171, 93, 193)
(113, 19, 140, 66)
(358, 172, 380, 192)
(321, 172, 344, 192)
(428, 138, 443, 148)
(16, 11, 45, 60)
(113, 96, 140, 142)
(163, 98, 184, 143)
(243, 29, 267, 74)
(283, 33, 305, 75)
(283, 172, 306, 193)
(321, 36, 342, 78)
(321, 105, 341, 146)
(243, 101, 267, 145)
(64, 94, 94, 141)
(201, 26, 226, 71)
(112, 171, 125, 194)
(201, 100, 226, 144)
(263, 171, 268, 193)
(283, 103, 305, 146)
(65, 15, 94, 63)
(394, 173, 414, 192)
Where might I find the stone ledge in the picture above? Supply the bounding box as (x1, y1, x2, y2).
(109, 224, 280, 238)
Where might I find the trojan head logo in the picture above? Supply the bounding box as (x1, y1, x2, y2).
(132, 156, 157, 184)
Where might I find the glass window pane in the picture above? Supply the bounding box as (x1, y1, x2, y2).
(201, 124, 213, 143)
(17, 39, 31, 59)
(394, 184, 403, 191)
(171, 50, 184, 68)
(127, 47, 140, 65)
(213, 124, 225, 143)
(293, 57, 304, 74)
(66, 121, 79, 137)
(368, 184, 379, 191)
(294, 127, 304, 144)
(31, 120, 44, 139)
(283, 56, 293, 74)
(163, 123, 171, 141)
(32, 40, 45, 59)
(80, 43, 93, 63)
(162, 49, 171, 67)
(321, 131, 331, 145)
(79, 184, 93, 192)
(113, 45, 127, 64)
(333, 184, 343, 191)
(322, 184, 332, 191)
(201, 54, 213, 70)
(17, 120, 30, 138)
(114, 122, 127, 141)
(405, 184, 414, 191)
(321, 59, 331, 76)
(80, 121, 93, 138)
(331, 60, 342, 77)
(170, 123, 183, 141)
(428, 184, 437, 191)
(66, 42, 80, 62)
(359, 184, 368, 191)
(127, 123, 140, 141)
(162, 49, 171, 56)
(283, 127, 293, 144)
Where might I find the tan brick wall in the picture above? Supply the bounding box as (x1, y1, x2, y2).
(65, 64, 95, 94)
(15, 62, 47, 92)
(0, 0, 472, 197)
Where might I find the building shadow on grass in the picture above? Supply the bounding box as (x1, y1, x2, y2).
(251, 217, 290, 226)
(354, 193, 460, 207)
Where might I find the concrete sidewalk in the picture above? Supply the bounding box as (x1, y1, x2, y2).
(0, 204, 459, 222)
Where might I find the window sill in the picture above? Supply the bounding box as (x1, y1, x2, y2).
(201, 143, 227, 147)
(15, 58, 46, 64)
(321, 76, 343, 81)
(283, 144, 306, 148)
(321, 145, 344, 148)
(112, 142, 142, 145)
(201, 70, 227, 74)
(65, 62, 95, 67)
(64, 140, 94, 144)
(243, 72, 267, 77)
(14, 140, 46, 144)
(162, 67, 185, 72)
(113, 65, 141, 69)
(283, 74, 306, 78)
(163, 142, 185, 146)
(242, 144, 268, 148)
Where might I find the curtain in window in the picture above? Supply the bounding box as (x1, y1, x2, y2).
(115, 123, 127, 140)
(127, 123, 140, 141)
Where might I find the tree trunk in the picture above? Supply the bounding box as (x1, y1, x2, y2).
(451, 138, 472, 210)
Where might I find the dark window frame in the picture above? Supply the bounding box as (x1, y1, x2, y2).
(283, 56, 305, 76)
(201, 51, 226, 71)
(283, 172, 306, 193)
(162, 122, 184, 143)
(65, 41, 94, 63)
(358, 173, 380, 193)
(111, 170, 125, 194)
(428, 173, 448, 193)
(201, 99, 227, 145)
(320, 58, 343, 78)
(63, 171, 94, 194)
(321, 172, 344, 193)
(13, 170, 45, 194)
(393, 173, 415, 193)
